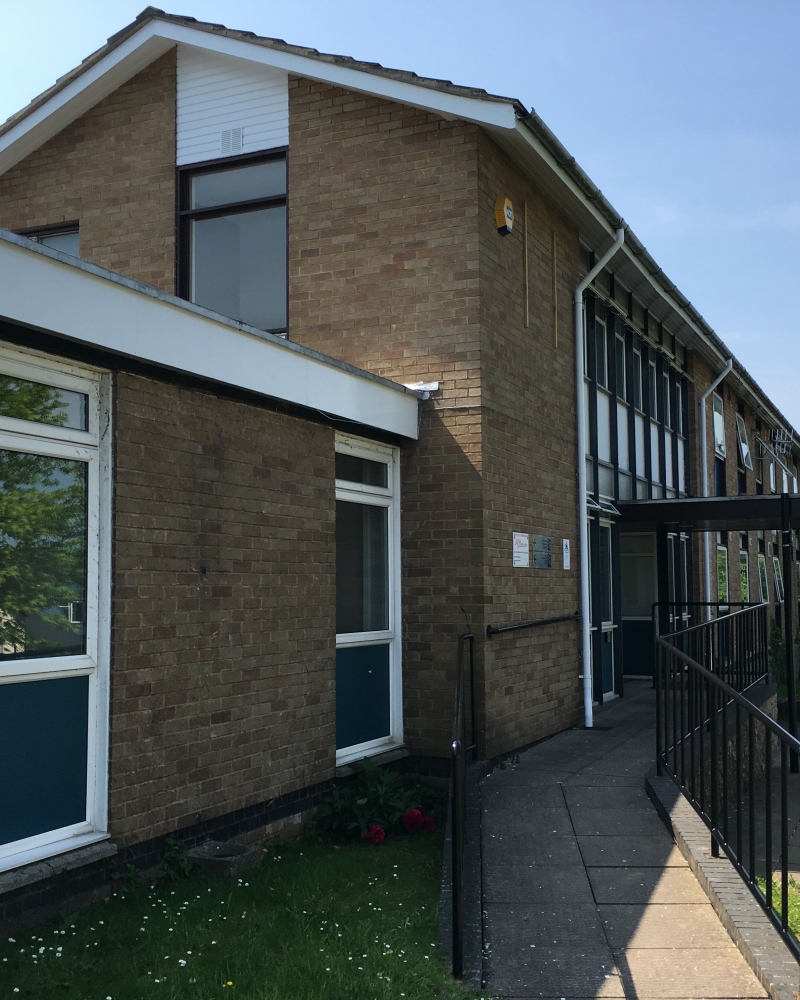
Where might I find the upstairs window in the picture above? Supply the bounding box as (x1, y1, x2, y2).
(735, 414, 753, 470)
(20, 224, 79, 259)
(648, 361, 658, 421)
(615, 334, 626, 399)
(712, 393, 726, 458)
(595, 320, 608, 389)
(179, 153, 287, 334)
(632, 348, 642, 411)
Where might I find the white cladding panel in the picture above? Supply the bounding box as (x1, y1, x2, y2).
(176, 44, 288, 165)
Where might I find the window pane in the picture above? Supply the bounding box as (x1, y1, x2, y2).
(336, 500, 388, 634)
(615, 336, 626, 398)
(596, 324, 607, 388)
(0, 451, 87, 660)
(191, 205, 287, 331)
(0, 676, 88, 845)
(335, 644, 390, 749)
(38, 232, 80, 258)
(0, 375, 87, 431)
(633, 351, 642, 410)
(740, 552, 749, 602)
(335, 453, 388, 488)
(717, 547, 729, 603)
(191, 160, 286, 209)
(599, 525, 613, 623)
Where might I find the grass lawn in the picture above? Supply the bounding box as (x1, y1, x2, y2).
(0, 830, 487, 1000)
(756, 875, 800, 940)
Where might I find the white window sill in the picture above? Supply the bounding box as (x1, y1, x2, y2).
(0, 831, 111, 876)
(335, 738, 404, 769)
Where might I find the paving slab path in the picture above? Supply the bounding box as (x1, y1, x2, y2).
(481, 681, 769, 999)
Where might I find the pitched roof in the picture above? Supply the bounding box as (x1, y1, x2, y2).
(1, 7, 796, 444)
(0, 6, 524, 141)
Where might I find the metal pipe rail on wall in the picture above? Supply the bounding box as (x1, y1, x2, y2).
(486, 611, 582, 638)
(654, 626, 800, 959)
(450, 631, 475, 980)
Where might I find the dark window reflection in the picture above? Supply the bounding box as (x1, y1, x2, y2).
(0, 451, 87, 659)
(191, 205, 286, 332)
(0, 376, 87, 431)
(336, 500, 388, 634)
(335, 453, 388, 488)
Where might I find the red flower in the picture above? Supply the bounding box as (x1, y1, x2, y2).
(363, 823, 386, 845)
(403, 808, 424, 832)
(422, 816, 436, 833)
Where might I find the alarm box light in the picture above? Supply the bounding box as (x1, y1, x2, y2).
(494, 196, 514, 235)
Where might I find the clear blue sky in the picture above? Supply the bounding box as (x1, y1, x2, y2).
(3, 1, 798, 427)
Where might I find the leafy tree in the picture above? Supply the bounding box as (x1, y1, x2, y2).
(0, 378, 86, 657)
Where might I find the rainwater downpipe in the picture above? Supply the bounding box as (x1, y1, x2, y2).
(575, 228, 625, 728)
(699, 358, 733, 620)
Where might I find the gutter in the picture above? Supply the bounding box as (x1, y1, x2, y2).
(575, 228, 626, 728)
(699, 358, 733, 617)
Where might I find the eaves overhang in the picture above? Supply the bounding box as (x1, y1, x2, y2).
(0, 229, 420, 440)
(0, 9, 518, 177)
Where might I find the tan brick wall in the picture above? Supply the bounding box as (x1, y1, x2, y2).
(0, 51, 176, 292)
(110, 373, 336, 846)
(476, 133, 583, 754)
(287, 76, 486, 758)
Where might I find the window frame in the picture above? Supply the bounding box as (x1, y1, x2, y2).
(717, 544, 729, 604)
(17, 222, 80, 258)
(176, 148, 289, 336)
(0, 346, 111, 873)
(735, 414, 753, 471)
(334, 433, 402, 766)
(712, 393, 726, 459)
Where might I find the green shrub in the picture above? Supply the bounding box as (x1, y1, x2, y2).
(312, 758, 441, 840)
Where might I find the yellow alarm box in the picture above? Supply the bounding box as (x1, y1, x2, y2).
(494, 196, 513, 235)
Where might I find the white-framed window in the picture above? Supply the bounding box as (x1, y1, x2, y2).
(758, 553, 769, 604)
(717, 545, 729, 604)
(735, 414, 753, 471)
(334, 433, 402, 765)
(615, 333, 626, 399)
(595, 320, 608, 389)
(649, 361, 658, 421)
(0, 345, 111, 873)
(773, 556, 785, 604)
(632, 348, 643, 411)
(713, 393, 726, 458)
(740, 550, 750, 603)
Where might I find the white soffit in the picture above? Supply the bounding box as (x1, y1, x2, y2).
(0, 235, 419, 440)
(0, 19, 516, 176)
(177, 45, 288, 165)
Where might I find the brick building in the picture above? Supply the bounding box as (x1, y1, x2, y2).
(0, 7, 797, 926)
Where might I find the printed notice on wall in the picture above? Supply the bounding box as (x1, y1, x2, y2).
(562, 538, 571, 570)
(512, 532, 530, 567)
(532, 534, 552, 569)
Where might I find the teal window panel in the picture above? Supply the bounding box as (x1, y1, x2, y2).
(336, 644, 390, 750)
(0, 676, 89, 846)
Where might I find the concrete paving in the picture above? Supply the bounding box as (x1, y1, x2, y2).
(481, 681, 769, 999)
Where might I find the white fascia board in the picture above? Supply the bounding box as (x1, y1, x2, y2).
(0, 26, 175, 176)
(0, 20, 516, 176)
(154, 23, 518, 127)
(501, 120, 727, 366)
(0, 237, 419, 440)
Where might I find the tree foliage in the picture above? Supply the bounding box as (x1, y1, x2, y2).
(0, 378, 86, 657)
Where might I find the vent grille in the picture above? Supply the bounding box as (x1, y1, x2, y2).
(221, 127, 243, 156)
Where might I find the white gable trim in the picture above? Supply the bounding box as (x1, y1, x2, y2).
(0, 232, 419, 440)
(0, 19, 516, 176)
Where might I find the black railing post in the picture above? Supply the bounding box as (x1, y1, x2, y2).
(655, 641, 663, 776)
(782, 494, 798, 771)
(451, 733, 463, 979)
(710, 679, 719, 857)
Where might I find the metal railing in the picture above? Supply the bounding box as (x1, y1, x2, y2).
(653, 601, 760, 635)
(654, 617, 800, 958)
(655, 603, 769, 693)
(486, 611, 581, 638)
(450, 630, 475, 979)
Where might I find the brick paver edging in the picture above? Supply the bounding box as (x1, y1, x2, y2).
(646, 774, 800, 1000)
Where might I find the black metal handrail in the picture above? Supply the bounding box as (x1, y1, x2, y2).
(486, 611, 581, 638)
(450, 630, 475, 979)
(655, 630, 800, 958)
(652, 601, 760, 634)
(656, 603, 769, 694)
